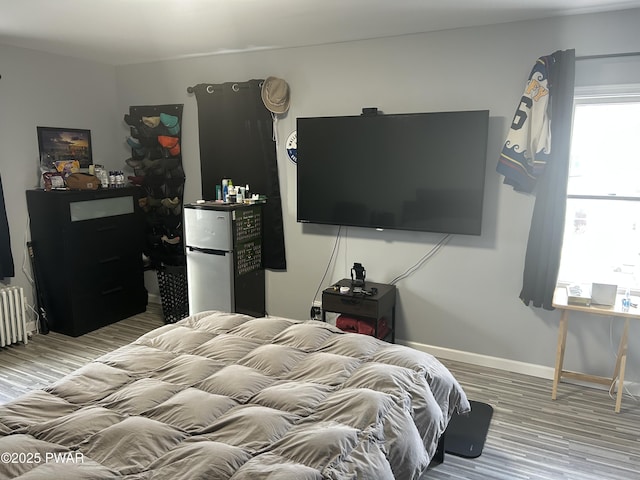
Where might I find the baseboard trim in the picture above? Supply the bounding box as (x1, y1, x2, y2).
(398, 339, 556, 379)
(397, 339, 640, 396)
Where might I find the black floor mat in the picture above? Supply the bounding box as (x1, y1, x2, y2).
(444, 400, 493, 458)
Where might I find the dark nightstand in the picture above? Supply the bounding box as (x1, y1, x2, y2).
(322, 278, 396, 343)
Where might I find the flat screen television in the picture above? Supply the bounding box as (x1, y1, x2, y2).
(296, 109, 489, 235)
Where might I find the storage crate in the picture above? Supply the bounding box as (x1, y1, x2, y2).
(157, 263, 189, 323)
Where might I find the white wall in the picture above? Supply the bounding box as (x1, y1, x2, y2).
(0, 44, 120, 304)
(114, 7, 640, 384)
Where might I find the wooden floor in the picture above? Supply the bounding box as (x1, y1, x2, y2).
(1, 305, 639, 480)
(427, 359, 640, 480)
(0, 303, 164, 403)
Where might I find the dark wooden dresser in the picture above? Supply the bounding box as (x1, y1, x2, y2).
(26, 188, 148, 336)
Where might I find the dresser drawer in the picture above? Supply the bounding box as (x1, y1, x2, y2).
(69, 195, 134, 221)
(70, 252, 143, 289)
(322, 291, 379, 318)
(66, 215, 142, 258)
(68, 282, 147, 336)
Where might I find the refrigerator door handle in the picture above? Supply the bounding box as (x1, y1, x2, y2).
(187, 246, 228, 255)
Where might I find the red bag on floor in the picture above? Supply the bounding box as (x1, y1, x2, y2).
(336, 315, 390, 340)
(336, 315, 359, 333)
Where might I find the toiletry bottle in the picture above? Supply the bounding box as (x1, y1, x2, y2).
(222, 179, 228, 202)
(622, 287, 631, 312)
(228, 185, 237, 204)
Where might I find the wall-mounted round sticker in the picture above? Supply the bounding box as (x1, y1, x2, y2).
(286, 130, 297, 164)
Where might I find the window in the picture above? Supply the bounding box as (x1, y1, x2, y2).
(558, 86, 640, 290)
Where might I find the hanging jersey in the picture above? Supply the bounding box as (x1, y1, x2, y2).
(497, 56, 553, 193)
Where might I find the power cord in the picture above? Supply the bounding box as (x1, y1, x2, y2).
(21, 217, 34, 286)
(608, 316, 638, 402)
(20, 218, 40, 329)
(310, 226, 342, 317)
(389, 234, 452, 285)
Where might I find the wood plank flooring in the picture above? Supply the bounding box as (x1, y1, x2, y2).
(0, 303, 164, 403)
(1, 305, 639, 479)
(426, 359, 640, 480)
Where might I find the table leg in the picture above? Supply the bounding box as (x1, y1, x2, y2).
(552, 310, 569, 400)
(613, 318, 630, 413)
(391, 305, 396, 344)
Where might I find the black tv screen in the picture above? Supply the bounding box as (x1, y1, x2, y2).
(296, 110, 489, 235)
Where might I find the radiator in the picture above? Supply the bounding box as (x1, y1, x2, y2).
(0, 285, 28, 347)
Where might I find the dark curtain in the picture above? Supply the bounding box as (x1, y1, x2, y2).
(520, 49, 576, 309)
(192, 80, 286, 270)
(0, 174, 14, 279)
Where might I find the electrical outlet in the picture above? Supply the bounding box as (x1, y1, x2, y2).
(310, 300, 323, 320)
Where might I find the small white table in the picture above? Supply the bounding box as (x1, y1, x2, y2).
(552, 287, 636, 413)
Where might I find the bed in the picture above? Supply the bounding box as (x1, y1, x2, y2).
(0, 311, 469, 479)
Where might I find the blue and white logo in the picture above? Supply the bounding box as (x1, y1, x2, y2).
(286, 130, 297, 164)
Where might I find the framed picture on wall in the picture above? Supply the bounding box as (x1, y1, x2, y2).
(37, 126, 93, 170)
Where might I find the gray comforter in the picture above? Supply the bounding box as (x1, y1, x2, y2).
(0, 311, 469, 479)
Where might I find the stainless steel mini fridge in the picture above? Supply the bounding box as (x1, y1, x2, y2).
(184, 202, 264, 317)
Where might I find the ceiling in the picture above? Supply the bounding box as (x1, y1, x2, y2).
(1, 0, 639, 66)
